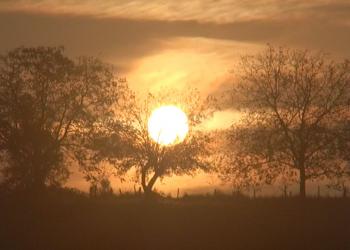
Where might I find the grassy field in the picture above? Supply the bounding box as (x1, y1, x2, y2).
(1, 189, 349, 250)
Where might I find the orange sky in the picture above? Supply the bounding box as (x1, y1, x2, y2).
(1, 0, 349, 195)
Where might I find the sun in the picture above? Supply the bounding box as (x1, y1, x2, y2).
(148, 105, 189, 145)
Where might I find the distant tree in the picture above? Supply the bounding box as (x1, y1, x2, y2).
(0, 47, 127, 191)
(89, 177, 113, 198)
(227, 46, 350, 198)
(87, 89, 215, 197)
(327, 177, 349, 198)
(85, 163, 115, 198)
(100, 178, 113, 195)
(89, 183, 98, 198)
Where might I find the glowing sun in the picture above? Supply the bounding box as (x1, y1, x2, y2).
(148, 105, 189, 145)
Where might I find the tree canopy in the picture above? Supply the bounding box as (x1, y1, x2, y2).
(83, 88, 215, 196)
(0, 47, 127, 190)
(225, 45, 350, 197)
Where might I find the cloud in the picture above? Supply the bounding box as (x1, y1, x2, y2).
(1, 7, 349, 61)
(0, 11, 172, 72)
(1, 0, 349, 24)
(0, 2, 349, 93)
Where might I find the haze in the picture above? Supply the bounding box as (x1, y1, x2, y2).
(1, 0, 349, 195)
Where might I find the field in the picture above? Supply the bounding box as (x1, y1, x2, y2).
(1, 189, 349, 250)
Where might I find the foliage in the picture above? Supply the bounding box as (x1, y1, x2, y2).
(87, 88, 216, 195)
(0, 47, 127, 190)
(226, 45, 350, 197)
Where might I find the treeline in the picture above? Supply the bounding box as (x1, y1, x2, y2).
(0, 46, 349, 198)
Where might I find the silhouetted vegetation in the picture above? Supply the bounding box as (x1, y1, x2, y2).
(77, 89, 216, 196)
(0, 47, 128, 192)
(224, 46, 350, 198)
(0, 46, 349, 249)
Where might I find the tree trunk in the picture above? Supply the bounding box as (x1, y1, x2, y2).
(141, 170, 147, 193)
(141, 170, 159, 198)
(143, 186, 153, 196)
(299, 166, 306, 198)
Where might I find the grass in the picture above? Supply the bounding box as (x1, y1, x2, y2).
(0, 188, 349, 250)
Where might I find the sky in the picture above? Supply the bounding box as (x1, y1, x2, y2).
(1, 0, 349, 195)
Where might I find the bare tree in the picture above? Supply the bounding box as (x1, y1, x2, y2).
(227, 45, 350, 198)
(0, 47, 127, 191)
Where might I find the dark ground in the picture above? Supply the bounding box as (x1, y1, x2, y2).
(1, 189, 349, 250)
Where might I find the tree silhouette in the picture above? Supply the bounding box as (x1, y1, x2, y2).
(87, 89, 215, 197)
(214, 139, 271, 197)
(89, 176, 114, 198)
(0, 47, 127, 191)
(227, 46, 350, 198)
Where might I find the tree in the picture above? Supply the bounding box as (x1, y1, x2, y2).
(89, 176, 114, 198)
(227, 46, 350, 198)
(338, 120, 350, 162)
(88, 89, 215, 196)
(214, 130, 274, 198)
(0, 47, 127, 191)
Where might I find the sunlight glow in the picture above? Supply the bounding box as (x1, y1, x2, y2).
(148, 105, 189, 145)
